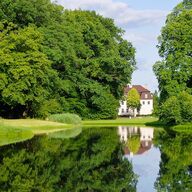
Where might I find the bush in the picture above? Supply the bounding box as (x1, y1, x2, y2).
(178, 92, 192, 122)
(159, 96, 181, 125)
(48, 113, 81, 124)
(36, 99, 62, 118)
(159, 92, 192, 125)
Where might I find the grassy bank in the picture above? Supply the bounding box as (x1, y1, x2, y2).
(83, 117, 159, 127)
(0, 119, 77, 146)
(0, 119, 72, 134)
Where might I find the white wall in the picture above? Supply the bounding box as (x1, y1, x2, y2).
(139, 99, 153, 115)
(118, 99, 153, 116)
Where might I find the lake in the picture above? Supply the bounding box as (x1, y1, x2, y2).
(0, 126, 191, 191)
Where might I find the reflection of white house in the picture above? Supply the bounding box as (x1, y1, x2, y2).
(118, 126, 154, 155)
(118, 85, 153, 116)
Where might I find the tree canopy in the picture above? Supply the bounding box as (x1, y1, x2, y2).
(0, 0, 136, 119)
(153, 0, 192, 124)
(153, 0, 192, 102)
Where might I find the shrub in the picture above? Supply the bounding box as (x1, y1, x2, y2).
(36, 99, 62, 118)
(159, 96, 182, 125)
(178, 92, 192, 122)
(48, 113, 81, 124)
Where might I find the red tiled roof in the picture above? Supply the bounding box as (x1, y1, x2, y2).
(124, 85, 153, 100)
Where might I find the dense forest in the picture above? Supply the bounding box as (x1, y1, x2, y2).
(0, 0, 136, 119)
(153, 0, 192, 124)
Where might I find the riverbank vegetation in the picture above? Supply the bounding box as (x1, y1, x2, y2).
(0, 0, 136, 120)
(153, 0, 192, 126)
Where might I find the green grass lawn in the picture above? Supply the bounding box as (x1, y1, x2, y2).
(83, 117, 159, 127)
(0, 119, 75, 146)
(0, 119, 72, 134)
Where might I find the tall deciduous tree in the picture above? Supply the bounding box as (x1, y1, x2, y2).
(153, 0, 192, 102)
(0, 21, 61, 118)
(127, 88, 140, 117)
(0, 0, 136, 119)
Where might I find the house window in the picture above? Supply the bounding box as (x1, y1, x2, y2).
(143, 101, 145, 105)
(145, 94, 148, 99)
(122, 108, 124, 113)
(148, 101, 150, 105)
(121, 101, 124, 105)
(126, 108, 129, 113)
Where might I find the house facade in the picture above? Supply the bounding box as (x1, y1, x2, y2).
(118, 85, 153, 116)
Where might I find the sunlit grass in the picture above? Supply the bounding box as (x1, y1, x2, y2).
(0, 119, 76, 146)
(83, 117, 158, 127)
(0, 119, 72, 134)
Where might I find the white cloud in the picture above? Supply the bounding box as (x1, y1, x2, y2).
(56, 0, 167, 28)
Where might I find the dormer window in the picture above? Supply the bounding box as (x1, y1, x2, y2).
(145, 94, 148, 99)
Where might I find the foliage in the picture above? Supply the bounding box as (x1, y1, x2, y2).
(127, 136, 140, 154)
(153, 0, 192, 102)
(155, 130, 192, 191)
(152, 90, 160, 116)
(178, 92, 192, 122)
(159, 92, 192, 125)
(159, 96, 181, 125)
(0, 21, 60, 118)
(48, 113, 82, 125)
(0, 127, 137, 191)
(0, 0, 136, 119)
(127, 88, 140, 116)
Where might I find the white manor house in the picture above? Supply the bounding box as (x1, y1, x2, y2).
(118, 85, 153, 116)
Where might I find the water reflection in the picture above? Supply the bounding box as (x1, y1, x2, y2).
(0, 127, 137, 192)
(155, 131, 192, 191)
(118, 126, 161, 192)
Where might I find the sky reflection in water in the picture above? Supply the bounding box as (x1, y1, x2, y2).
(118, 126, 161, 192)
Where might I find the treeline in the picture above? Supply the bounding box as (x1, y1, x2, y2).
(153, 0, 192, 125)
(0, 0, 136, 119)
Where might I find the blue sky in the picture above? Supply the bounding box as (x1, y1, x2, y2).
(57, 0, 182, 92)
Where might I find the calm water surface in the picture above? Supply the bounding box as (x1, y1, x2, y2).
(0, 126, 191, 192)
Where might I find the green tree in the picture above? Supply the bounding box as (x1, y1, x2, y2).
(40, 10, 136, 119)
(153, 0, 192, 102)
(178, 92, 192, 122)
(0, 21, 61, 118)
(0, 0, 64, 27)
(127, 88, 140, 117)
(0, 1, 136, 119)
(153, 90, 160, 116)
(159, 96, 181, 125)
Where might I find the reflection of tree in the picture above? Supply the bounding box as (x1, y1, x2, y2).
(127, 136, 140, 154)
(155, 131, 192, 192)
(0, 128, 137, 192)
